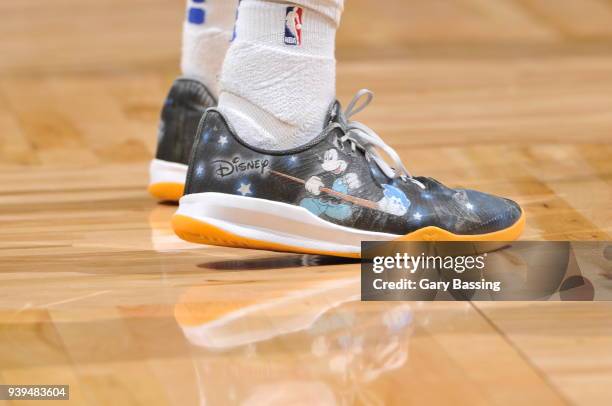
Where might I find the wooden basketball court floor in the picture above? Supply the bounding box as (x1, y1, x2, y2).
(1, 1, 612, 405)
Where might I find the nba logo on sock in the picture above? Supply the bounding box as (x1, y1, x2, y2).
(284, 6, 303, 46)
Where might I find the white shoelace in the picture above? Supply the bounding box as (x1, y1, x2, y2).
(335, 89, 426, 190)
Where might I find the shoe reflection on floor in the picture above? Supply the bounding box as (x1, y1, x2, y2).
(175, 278, 413, 405)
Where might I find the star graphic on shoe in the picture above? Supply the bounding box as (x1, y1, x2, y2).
(218, 136, 228, 146)
(237, 183, 252, 196)
(413, 212, 423, 221)
(194, 163, 205, 177)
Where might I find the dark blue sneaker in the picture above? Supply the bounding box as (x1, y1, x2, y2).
(149, 78, 216, 202)
(173, 90, 525, 257)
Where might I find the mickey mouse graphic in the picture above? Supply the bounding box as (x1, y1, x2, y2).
(299, 148, 411, 220)
(301, 149, 360, 221)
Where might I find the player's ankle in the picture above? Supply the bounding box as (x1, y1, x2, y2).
(180, 0, 238, 98)
(217, 1, 341, 150)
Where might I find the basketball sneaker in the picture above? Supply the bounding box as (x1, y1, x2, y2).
(172, 90, 525, 257)
(149, 78, 216, 201)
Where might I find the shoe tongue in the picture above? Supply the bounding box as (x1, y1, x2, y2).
(324, 100, 348, 129)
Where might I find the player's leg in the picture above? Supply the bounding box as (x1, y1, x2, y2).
(217, 0, 344, 150)
(182, 0, 240, 96)
(173, 0, 525, 257)
(149, 0, 238, 202)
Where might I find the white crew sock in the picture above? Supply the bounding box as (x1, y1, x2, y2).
(181, 0, 239, 98)
(218, 0, 344, 150)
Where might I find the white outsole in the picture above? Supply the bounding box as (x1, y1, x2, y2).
(149, 159, 188, 186)
(176, 192, 401, 255)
